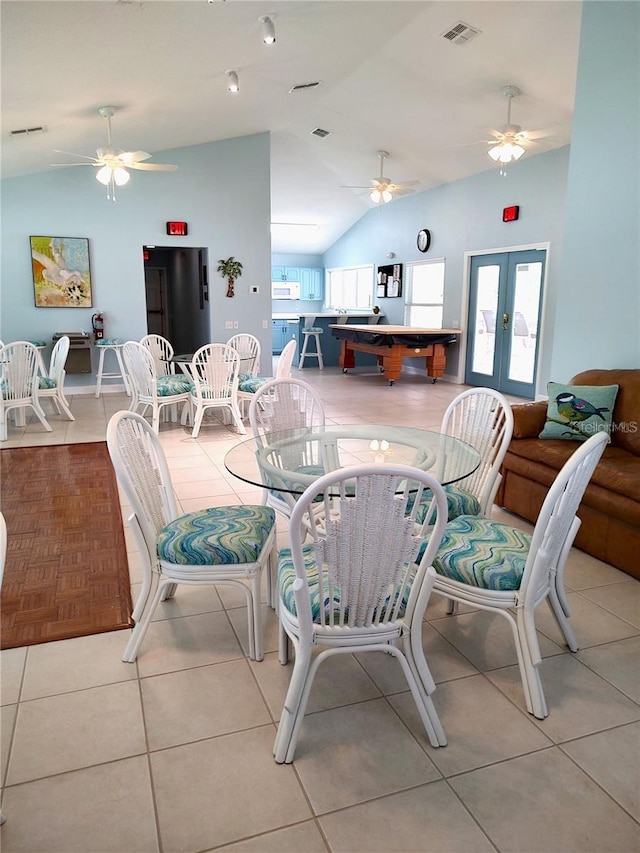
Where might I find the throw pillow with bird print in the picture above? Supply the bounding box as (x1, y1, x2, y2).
(539, 382, 619, 441)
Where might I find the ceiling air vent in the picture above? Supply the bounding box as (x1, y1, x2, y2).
(311, 127, 331, 138)
(441, 22, 481, 46)
(289, 81, 322, 93)
(10, 126, 47, 136)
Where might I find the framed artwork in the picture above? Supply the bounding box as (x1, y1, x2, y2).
(30, 236, 92, 307)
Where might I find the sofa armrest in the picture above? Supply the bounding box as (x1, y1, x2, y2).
(512, 400, 548, 438)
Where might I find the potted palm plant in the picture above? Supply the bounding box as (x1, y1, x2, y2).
(217, 257, 243, 298)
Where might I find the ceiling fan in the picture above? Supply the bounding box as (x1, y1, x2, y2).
(51, 106, 177, 200)
(342, 150, 419, 203)
(486, 85, 550, 167)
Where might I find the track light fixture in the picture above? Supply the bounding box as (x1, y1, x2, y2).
(259, 15, 276, 44)
(226, 70, 239, 93)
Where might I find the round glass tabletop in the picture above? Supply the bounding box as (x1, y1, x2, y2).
(224, 424, 480, 496)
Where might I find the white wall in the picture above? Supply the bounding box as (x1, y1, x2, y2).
(1, 133, 272, 384)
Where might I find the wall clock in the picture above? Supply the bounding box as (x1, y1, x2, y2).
(417, 229, 431, 253)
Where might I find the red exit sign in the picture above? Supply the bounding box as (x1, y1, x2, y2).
(502, 205, 520, 223)
(166, 221, 188, 236)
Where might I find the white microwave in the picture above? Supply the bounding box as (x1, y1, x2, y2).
(271, 281, 300, 300)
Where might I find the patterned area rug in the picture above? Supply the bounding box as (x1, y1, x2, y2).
(0, 442, 133, 649)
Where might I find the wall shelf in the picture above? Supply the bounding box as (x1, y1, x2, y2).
(377, 263, 403, 298)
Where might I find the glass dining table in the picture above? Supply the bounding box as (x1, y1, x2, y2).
(224, 424, 481, 499)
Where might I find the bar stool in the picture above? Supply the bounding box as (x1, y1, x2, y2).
(95, 338, 131, 397)
(298, 326, 324, 369)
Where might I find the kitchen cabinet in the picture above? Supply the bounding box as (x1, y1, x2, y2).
(272, 319, 299, 354)
(271, 266, 300, 282)
(300, 268, 324, 301)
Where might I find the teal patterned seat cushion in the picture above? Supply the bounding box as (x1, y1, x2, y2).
(432, 515, 532, 591)
(157, 505, 275, 565)
(302, 327, 322, 334)
(278, 546, 414, 623)
(238, 376, 269, 394)
(156, 375, 193, 396)
(409, 486, 481, 523)
(28, 339, 46, 347)
(38, 377, 57, 390)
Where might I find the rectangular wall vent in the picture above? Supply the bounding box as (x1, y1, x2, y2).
(441, 22, 481, 46)
(311, 127, 331, 138)
(10, 126, 46, 136)
(289, 81, 322, 93)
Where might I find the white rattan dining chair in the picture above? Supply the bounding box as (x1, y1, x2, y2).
(237, 338, 298, 417)
(36, 334, 75, 421)
(122, 340, 192, 435)
(189, 343, 246, 437)
(428, 430, 609, 719)
(248, 377, 326, 519)
(0, 341, 52, 441)
(228, 333, 261, 417)
(0, 510, 5, 824)
(140, 333, 175, 377)
(437, 387, 514, 520)
(106, 410, 277, 662)
(274, 463, 450, 764)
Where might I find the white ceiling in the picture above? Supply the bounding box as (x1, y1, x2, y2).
(1, 1, 582, 254)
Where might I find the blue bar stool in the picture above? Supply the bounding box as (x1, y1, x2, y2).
(298, 326, 324, 369)
(95, 338, 131, 397)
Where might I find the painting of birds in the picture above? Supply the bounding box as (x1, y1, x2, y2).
(555, 392, 610, 426)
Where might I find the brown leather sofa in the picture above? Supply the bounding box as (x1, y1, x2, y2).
(495, 369, 640, 579)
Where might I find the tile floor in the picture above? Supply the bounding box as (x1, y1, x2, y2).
(1, 366, 639, 853)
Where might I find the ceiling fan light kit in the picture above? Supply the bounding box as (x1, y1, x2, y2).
(487, 85, 528, 167)
(50, 105, 177, 201)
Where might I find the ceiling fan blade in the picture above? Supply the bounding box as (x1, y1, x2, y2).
(50, 162, 98, 167)
(120, 150, 152, 164)
(53, 149, 98, 162)
(340, 184, 373, 189)
(391, 180, 419, 189)
(128, 162, 177, 171)
(390, 187, 415, 197)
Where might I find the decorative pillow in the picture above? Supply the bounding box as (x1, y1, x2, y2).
(539, 381, 618, 441)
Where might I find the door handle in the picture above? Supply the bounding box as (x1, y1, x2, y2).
(502, 312, 510, 331)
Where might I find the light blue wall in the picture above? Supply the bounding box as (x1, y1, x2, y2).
(323, 146, 570, 385)
(1, 133, 272, 383)
(551, 1, 640, 377)
(272, 253, 324, 268)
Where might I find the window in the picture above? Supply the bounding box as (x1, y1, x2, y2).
(325, 265, 374, 309)
(404, 260, 445, 327)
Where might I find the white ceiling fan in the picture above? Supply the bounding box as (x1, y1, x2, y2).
(51, 106, 177, 200)
(342, 150, 419, 203)
(486, 85, 551, 166)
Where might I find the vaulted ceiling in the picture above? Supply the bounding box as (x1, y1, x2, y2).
(1, 1, 582, 253)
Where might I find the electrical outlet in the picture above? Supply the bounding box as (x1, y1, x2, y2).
(262, 319, 269, 329)
(251, 285, 259, 294)
(233, 321, 239, 329)
(225, 320, 233, 330)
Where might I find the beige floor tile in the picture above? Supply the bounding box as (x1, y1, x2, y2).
(561, 722, 640, 821)
(450, 747, 640, 853)
(487, 654, 640, 742)
(249, 651, 382, 721)
(151, 726, 311, 851)
(576, 635, 640, 702)
(1, 703, 17, 785)
(179, 494, 240, 513)
(319, 781, 496, 853)
(141, 659, 271, 750)
(213, 820, 328, 853)
(7, 681, 146, 784)
(134, 610, 244, 678)
(0, 756, 158, 852)
(429, 609, 565, 671)
(534, 591, 639, 648)
(20, 630, 137, 700)
(579, 580, 640, 628)
(147, 582, 224, 621)
(227, 603, 281, 657)
(289, 698, 441, 814)
(0, 648, 26, 706)
(389, 674, 552, 776)
(173, 477, 242, 500)
(563, 549, 632, 590)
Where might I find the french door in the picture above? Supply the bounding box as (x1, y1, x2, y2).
(465, 249, 545, 398)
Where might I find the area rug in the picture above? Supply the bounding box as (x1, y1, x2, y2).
(0, 442, 133, 649)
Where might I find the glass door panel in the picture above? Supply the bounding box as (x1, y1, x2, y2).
(470, 264, 500, 376)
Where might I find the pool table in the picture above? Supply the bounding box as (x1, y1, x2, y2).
(330, 324, 461, 385)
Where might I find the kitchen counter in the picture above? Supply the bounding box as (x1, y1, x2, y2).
(272, 310, 383, 324)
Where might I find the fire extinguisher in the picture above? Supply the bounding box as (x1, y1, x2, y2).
(92, 312, 105, 342)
